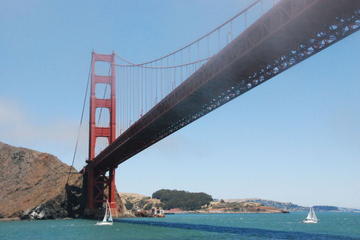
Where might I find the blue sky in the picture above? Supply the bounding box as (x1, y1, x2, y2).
(1, 0, 359, 209)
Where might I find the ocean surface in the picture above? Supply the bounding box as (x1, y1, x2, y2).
(1, 212, 359, 240)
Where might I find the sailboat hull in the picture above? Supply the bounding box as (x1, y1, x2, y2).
(95, 222, 113, 226)
(303, 219, 318, 224)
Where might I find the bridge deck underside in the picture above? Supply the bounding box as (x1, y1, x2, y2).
(90, 0, 360, 171)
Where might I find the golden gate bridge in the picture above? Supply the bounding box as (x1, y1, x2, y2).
(66, 0, 360, 217)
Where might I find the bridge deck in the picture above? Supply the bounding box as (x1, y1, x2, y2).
(89, 0, 360, 171)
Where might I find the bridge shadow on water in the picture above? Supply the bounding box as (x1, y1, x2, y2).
(115, 219, 359, 240)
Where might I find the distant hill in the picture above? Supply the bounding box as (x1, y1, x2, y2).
(314, 205, 360, 212)
(207, 200, 287, 213)
(123, 191, 287, 214)
(313, 205, 339, 211)
(122, 192, 360, 213)
(247, 199, 307, 212)
(224, 198, 359, 212)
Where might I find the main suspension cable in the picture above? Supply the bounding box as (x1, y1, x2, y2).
(115, 0, 260, 67)
(114, 57, 210, 69)
(66, 56, 92, 186)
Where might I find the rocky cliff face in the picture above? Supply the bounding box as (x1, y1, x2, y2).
(0, 141, 125, 220)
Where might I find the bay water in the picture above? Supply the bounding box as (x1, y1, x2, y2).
(0, 212, 359, 240)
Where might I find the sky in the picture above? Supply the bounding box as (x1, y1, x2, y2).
(1, 0, 359, 209)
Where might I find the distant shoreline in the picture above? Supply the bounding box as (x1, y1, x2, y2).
(164, 209, 290, 215)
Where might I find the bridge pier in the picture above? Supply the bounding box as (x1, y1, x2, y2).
(84, 166, 118, 218)
(85, 51, 118, 218)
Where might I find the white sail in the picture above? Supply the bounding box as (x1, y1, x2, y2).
(306, 208, 312, 219)
(102, 202, 108, 222)
(307, 207, 317, 220)
(107, 201, 113, 222)
(311, 208, 318, 221)
(303, 207, 318, 223)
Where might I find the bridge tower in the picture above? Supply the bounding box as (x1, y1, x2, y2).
(85, 51, 117, 217)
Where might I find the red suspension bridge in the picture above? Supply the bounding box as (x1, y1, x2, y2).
(72, 0, 360, 217)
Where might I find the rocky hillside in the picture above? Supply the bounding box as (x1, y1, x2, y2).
(121, 193, 162, 211)
(0, 141, 126, 220)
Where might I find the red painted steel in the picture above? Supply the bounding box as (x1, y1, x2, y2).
(86, 51, 117, 212)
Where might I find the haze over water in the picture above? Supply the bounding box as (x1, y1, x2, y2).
(1, 213, 359, 240)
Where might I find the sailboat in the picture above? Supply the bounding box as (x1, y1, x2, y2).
(303, 207, 318, 224)
(96, 201, 113, 226)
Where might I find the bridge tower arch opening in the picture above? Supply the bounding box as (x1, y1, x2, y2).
(85, 51, 117, 217)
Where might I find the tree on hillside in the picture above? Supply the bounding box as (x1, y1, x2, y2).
(152, 189, 213, 210)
